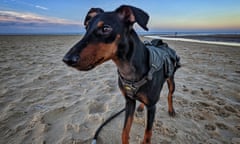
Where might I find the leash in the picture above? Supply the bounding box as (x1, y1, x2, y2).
(91, 107, 125, 144)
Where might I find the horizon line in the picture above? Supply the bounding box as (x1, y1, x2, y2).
(1, 31, 240, 35)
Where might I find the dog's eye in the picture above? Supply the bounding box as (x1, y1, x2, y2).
(101, 25, 112, 34)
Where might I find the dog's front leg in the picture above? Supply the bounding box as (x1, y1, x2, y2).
(142, 105, 156, 144)
(122, 98, 136, 144)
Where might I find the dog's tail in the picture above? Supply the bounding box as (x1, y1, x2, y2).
(175, 55, 181, 69)
(173, 55, 181, 74)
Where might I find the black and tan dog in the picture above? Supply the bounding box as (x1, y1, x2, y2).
(63, 5, 180, 144)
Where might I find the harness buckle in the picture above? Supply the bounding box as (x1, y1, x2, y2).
(124, 84, 136, 92)
(124, 84, 137, 99)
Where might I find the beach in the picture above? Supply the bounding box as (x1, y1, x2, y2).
(0, 35, 240, 144)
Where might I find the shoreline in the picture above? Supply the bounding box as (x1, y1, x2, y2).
(145, 35, 240, 47)
(1, 33, 240, 46)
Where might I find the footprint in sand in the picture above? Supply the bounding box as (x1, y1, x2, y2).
(224, 105, 237, 113)
(43, 106, 66, 123)
(154, 121, 178, 137)
(206, 139, 222, 144)
(206, 94, 216, 101)
(235, 70, 240, 74)
(215, 109, 230, 118)
(182, 88, 189, 92)
(95, 95, 110, 102)
(183, 111, 192, 119)
(191, 90, 198, 95)
(231, 138, 240, 144)
(88, 101, 106, 114)
(177, 98, 189, 106)
(200, 88, 211, 95)
(215, 122, 228, 130)
(193, 114, 205, 121)
(159, 140, 171, 144)
(197, 101, 211, 107)
(235, 125, 240, 131)
(164, 126, 178, 137)
(204, 124, 216, 131)
(154, 120, 163, 128)
(182, 85, 189, 92)
(216, 98, 225, 106)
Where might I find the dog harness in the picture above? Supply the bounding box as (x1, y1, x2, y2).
(119, 40, 178, 99)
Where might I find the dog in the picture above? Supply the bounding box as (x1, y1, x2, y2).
(63, 5, 180, 144)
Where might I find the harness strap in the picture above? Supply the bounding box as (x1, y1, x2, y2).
(118, 63, 159, 99)
(118, 71, 147, 99)
(147, 64, 158, 80)
(118, 43, 167, 99)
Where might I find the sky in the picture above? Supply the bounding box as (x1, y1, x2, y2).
(0, 0, 240, 34)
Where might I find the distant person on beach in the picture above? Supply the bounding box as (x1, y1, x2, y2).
(174, 32, 178, 37)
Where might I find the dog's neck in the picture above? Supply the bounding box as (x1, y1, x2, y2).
(112, 30, 149, 81)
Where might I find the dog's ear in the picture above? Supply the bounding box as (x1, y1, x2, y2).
(84, 8, 104, 27)
(115, 5, 149, 31)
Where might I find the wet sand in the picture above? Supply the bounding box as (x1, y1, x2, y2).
(163, 34, 240, 43)
(0, 35, 239, 144)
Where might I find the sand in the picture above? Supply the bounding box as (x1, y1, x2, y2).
(0, 35, 239, 144)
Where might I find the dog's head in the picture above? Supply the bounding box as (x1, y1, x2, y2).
(63, 5, 149, 71)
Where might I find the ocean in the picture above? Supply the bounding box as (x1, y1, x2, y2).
(1, 31, 240, 46)
(140, 31, 240, 47)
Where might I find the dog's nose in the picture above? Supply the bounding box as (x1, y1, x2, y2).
(62, 55, 79, 66)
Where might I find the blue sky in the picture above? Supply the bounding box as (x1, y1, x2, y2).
(0, 0, 240, 34)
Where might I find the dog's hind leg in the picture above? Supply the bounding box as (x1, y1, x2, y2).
(167, 76, 176, 117)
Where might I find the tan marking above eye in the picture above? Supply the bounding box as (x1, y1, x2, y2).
(97, 21, 104, 28)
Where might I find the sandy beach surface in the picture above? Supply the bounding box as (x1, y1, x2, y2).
(0, 35, 240, 144)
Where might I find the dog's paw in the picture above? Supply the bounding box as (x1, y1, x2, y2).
(168, 109, 176, 117)
(141, 140, 151, 144)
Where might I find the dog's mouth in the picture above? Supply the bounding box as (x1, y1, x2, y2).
(75, 57, 105, 71)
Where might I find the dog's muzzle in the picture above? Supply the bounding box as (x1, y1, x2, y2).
(62, 55, 79, 67)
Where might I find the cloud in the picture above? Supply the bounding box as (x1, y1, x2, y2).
(0, 10, 82, 27)
(0, 10, 83, 33)
(6, 0, 49, 11)
(35, 5, 48, 10)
